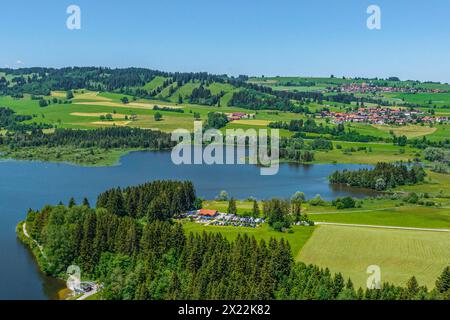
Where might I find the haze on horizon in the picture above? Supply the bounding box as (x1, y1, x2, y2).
(1, 0, 449, 83)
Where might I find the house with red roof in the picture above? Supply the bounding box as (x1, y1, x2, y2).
(198, 209, 219, 217)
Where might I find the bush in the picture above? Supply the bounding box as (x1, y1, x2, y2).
(309, 195, 326, 206)
(332, 197, 356, 209)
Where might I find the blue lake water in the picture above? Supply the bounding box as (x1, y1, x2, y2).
(0, 150, 375, 299)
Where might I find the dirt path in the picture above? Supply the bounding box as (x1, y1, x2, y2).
(23, 222, 46, 258)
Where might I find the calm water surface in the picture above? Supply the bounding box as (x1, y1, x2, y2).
(0, 150, 376, 299)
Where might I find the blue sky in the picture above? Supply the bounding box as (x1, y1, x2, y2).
(1, 0, 449, 82)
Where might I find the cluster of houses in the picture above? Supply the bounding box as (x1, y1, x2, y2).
(329, 83, 447, 94)
(319, 107, 448, 125)
(225, 112, 256, 121)
(181, 209, 265, 228)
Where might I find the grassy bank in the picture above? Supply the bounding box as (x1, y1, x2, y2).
(0, 146, 141, 167)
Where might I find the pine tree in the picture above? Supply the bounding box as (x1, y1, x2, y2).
(107, 188, 126, 216)
(82, 197, 90, 208)
(252, 200, 260, 218)
(227, 197, 237, 215)
(332, 273, 345, 298)
(435, 266, 450, 295)
(79, 212, 97, 273)
(68, 197, 76, 208)
(167, 272, 182, 299)
(346, 278, 354, 290)
(406, 276, 419, 299)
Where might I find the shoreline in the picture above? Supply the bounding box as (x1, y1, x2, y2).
(16, 221, 68, 300)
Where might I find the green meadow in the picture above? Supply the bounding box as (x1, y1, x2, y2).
(309, 205, 450, 229)
(298, 225, 450, 289)
(383, 92, 450, 107)
(181, 221, 316, 260)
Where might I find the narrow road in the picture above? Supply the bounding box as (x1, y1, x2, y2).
(314, 221, 450, 233)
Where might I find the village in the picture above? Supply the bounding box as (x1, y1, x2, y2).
(179, 209, 265, 228)
(318, 107, 448, 125)
(329, 82, 448, 94)
(225, 112, 256, 121)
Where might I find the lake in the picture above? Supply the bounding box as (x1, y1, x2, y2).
(0, 150, 377, 300)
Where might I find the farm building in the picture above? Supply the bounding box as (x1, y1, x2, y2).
(198, 209, 219, 218)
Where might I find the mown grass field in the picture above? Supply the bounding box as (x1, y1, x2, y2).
(181, 221, 316, 259)
(372, 124, 437, 138)
(309, 205, 450, 229)
(383, 92, 450, 107)
(298, 225, 450, 289)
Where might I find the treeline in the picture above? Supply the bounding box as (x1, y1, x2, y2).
(189, 85, 222, 106)
(0, 67, 229, 97)
(279, 138, 316, 163)
(231, 82, 366, 106)
(2, 67, 369, 111)
(0, 127, 176, 150)
(96, 180, 198, 220)
(205, 112, 229, 129)
(329, 162, 426, 191)
(410, 136, 450, 150)
(270, 119, 380, 143)
(279, 137, 335, 163)
(0, 107, 52, 131)
(24, 199, 450, 300)
(153, 105, 184, 113)
(277, 136, 338, 163)
(228, 90, 299, 112)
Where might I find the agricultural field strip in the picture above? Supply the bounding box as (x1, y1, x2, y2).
(308, 207, 400, 215)
(314, 222, 450, 233)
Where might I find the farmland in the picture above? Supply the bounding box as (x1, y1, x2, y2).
(2, 69, 450, 297)
(200, 195, 450, 289)
(0, 90, 444, 166)
(308, 205, 450, 229)
(298, 225, 450, 288)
